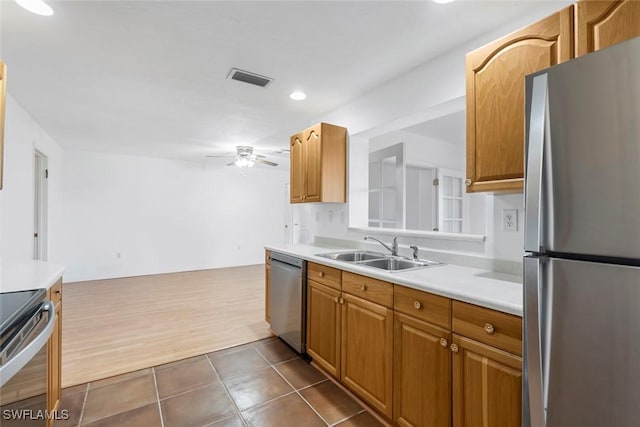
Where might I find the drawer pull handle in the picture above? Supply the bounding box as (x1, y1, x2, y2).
(450, 343, 459, 353)
(413, 301, 422, 310)
(440, 338, 448, 348)
(318, 272, 325, 278)
(359, 285, 367, 291)
(484, 323, 495, 334)
(334, 296, 339, 303)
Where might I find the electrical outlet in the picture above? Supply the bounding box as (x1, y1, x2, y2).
(503, 209, 518, 232)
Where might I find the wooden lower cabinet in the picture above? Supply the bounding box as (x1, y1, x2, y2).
(393, 313, 451, 427)
(48, 281, 63, 426)
(452, 334, 522, 427)
(341, 293, 393, 418)
(265, 251, 271, 322)
(306, 280, 341, 378)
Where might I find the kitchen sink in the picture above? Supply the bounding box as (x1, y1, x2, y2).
(316, 251, 387, 262)
(316, 251, 443, 272)
(358, 258, 442, 272)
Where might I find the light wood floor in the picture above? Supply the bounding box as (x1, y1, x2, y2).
(62, 265, 272, 388)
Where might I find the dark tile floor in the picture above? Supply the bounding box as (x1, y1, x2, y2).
(58, 337, 386, 427)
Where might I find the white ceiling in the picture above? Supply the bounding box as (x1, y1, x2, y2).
(2, 1, 559, 165)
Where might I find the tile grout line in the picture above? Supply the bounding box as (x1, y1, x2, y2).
(76, 386, 90, 427)
(205, 354, 249, 427)
(266, 356, 331, 426)
(151, 367, 165, 427)
(329, 409, 368, 427)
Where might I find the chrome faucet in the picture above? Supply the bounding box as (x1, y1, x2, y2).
(409, 245, 419, 261)
(364, 236, 399, 256)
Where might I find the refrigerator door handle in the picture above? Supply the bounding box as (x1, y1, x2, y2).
(524, 257, 546, 427)
(524, 73, 548, 253)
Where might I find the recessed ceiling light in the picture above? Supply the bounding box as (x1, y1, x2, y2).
(15, 0, 54, 16)
(432, 0, 455, 4)
(289, 91, 307, 101)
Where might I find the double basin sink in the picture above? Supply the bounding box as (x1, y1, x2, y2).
(316, 250, 443, 272)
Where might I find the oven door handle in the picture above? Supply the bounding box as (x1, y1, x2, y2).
(0, 301, 56, 387)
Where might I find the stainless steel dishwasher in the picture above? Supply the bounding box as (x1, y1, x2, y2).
(269, 252, 306, 353)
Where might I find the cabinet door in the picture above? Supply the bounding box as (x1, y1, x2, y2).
(307, 280, 341, 378)
(465, 7, 573, 193)
(576, 0, 640, 56)
(265, 263, 271, 323)
(304, 125, 322, 202)
(341, 293, 393, 418)
(0, 60, 6, 190)
(452, 334, 522, 427)
(394, 313, 451, 427)
(47, 301, 62, 425)
(290, 132, 305, 203)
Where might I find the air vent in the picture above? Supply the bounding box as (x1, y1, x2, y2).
(227, 68, 273, 88)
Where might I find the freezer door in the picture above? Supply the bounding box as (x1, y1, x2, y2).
(524, 36, 640, 259)
(524, 256, 640, 427)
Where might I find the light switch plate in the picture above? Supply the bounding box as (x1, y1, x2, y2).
(503, 209, 518, 232)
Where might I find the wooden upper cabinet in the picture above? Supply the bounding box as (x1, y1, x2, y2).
(0, 59, 6, 190)
(289, 122, 347, 203)
(576, 0, 640, 56)
(290, 132, 305, 202)
(465, 7, 573, 193)
(341, 293, 394, 418)
(304, 125, 322, 202)
(452, 334, 522, 427)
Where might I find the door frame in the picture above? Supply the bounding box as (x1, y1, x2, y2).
(34, 150, 48, 260)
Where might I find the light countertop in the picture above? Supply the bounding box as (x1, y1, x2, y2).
(1, 261, 65, 293)
(265, 244, 523, 316)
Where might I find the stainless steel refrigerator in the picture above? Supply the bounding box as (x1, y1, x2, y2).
(524, 36, 640, 427)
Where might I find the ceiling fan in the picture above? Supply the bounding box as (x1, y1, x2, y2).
(206, 146, 278, 168)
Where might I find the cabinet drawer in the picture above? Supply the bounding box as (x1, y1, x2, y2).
(308, 262, 342, 290)
(452, 301, 522, 356)
(342, 272, 393, 308)
(394, 285, 451, 329)
(49, 279, 62, 305)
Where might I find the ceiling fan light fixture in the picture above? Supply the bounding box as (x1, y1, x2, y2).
(235, 157, 255, 168)
(289, 91, 307, 101)
(15, 0, 54, 16)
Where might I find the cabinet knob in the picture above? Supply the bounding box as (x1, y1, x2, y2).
(334, 296, 339, 303)
(359, 285, 367, 291)
(339, 297, 344, 304)
(440, 338, 448, 348)
(484, 323, 495, 334)
(318, 271, 325, 278)
(413, 301, 422, 310)
(55, 290, 61, 295)
(450, 343, 459, 353)
(465, 178, 472, 186)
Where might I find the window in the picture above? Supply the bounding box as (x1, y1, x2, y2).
(368, 143, 403, 229)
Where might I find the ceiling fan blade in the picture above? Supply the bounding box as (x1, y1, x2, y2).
(255, 158, 278, 167)
(255, 154, 266, 158)
(226, 160, 236, 166)
(206, 154, 232, 158)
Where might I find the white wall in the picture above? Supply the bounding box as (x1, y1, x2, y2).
(0, 95, 64, 272)
(62, 150, 288, 282)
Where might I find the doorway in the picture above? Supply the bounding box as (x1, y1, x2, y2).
(34, 150, 48, 260)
